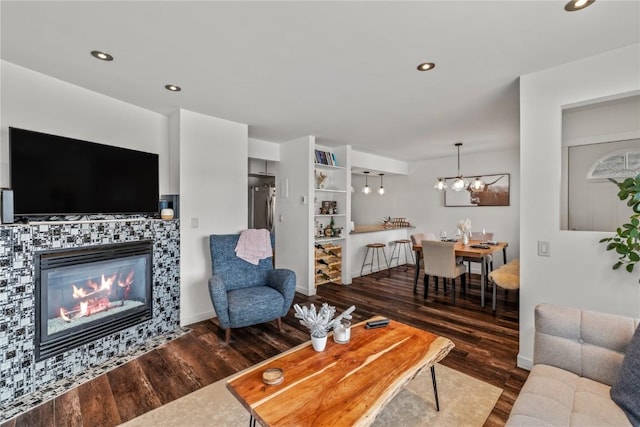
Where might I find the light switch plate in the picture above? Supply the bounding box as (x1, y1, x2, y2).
(538, 240, 550, 257)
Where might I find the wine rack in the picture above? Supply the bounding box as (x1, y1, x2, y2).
(314, 243, 342, 286)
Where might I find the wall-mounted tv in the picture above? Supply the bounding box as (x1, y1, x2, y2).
(9, 127, 159, 218)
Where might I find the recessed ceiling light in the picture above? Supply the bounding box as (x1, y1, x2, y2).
(90, 50, 113, 61)
(165, 84, 182, 92)
(564, 0, 596, 12)
(417, 62, 436, 72)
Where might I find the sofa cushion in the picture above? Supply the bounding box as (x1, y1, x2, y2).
(507, 364, 630, 426)
(611, 325, 640, 426)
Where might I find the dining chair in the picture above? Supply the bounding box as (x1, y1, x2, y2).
(421, 240, 466, 305)
(410, 233, 436, 293)
(465, 231, 494, 284)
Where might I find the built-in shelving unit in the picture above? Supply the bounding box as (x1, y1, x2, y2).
(313, 146, 351, 287)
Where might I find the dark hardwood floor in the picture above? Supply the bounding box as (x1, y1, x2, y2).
(2, 267, 527, 427)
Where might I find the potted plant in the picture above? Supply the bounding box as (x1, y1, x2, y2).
(599, 174, 640, 281)
(293, 303, 356, 351)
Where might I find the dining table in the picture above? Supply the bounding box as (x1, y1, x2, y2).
(412, 240, 508, 308)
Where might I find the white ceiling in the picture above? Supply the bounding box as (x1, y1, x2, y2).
(1, 1, 639, 161)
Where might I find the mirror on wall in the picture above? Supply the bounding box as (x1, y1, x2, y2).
(561, 95, 640, 231)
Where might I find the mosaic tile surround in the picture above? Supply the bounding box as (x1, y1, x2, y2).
(0, 219, 181, 414)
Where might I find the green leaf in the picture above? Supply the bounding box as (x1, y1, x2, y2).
(623, 177, 635, 187)
(607, 242, 618, 251)
(627, 263, 635, 273)
(616, 244, 629, 254)
(629, 252, 640, 262)
(599, 237, 612, 243)
(613, 261, 623, 270)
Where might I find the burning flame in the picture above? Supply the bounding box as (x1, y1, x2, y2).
(56, 269, 136, 324)
(79, 301, 88, 317)
(101, 273, 116, 290)
(118, 270, 135, 288)
(72, 284, 88, 299)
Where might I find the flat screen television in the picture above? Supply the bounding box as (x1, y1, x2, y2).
(9, 127, 159, 218)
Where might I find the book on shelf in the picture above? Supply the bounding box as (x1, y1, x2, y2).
(314, 149, 338, 167)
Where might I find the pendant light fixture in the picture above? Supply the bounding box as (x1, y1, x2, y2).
(451, 143, 470, 192)
(434, 142, 481, 192)
(362, 171, 371, 195)
(434, 178, 447, 192)
(470, 176, 486, 191)
(378, 173, 385, 195)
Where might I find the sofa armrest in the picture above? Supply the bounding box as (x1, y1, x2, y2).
(208, 275, 231, 329)
(267, 269, 296, 317)
(534, 303, 638, 386)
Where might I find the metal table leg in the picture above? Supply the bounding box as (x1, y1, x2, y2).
(480, 255, 486, 307)
(430, 365, 440, 411)
(413, 251, 420, 293)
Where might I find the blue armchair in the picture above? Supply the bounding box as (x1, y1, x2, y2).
(208, 233, 296, 343)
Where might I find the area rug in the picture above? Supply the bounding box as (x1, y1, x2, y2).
(121, 363, 502, 427)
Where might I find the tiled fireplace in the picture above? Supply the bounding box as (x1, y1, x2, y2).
(0, 219, 180, 409)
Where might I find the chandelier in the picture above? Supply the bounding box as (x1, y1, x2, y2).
(434, 142, 484, 192)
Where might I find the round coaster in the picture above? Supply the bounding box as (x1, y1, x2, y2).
(262, 368, 284, 385)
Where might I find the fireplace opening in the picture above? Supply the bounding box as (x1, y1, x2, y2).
(35, 241, 153, 361)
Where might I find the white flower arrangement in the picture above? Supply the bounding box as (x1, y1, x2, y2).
(293, 303, 356, 338)
(457, 218, 472, 234)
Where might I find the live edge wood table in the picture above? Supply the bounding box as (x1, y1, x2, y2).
(226, 318, 454, 427)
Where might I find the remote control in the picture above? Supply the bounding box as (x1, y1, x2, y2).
(365, 318, 390, 329)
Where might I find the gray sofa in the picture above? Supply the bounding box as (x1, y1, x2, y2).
(507, 303, 639, 426)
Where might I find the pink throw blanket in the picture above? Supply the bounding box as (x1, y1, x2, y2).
(235, 229, 273, 265)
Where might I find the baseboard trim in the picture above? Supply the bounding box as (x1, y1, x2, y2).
(517, 354, 533, 370)
(181, 309, 216, 327)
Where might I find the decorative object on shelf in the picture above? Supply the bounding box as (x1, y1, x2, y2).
(444, 173, 510, 207)
(599, 173, 640, 282)
(316, 171, 328, 189)
(293, 303, 356, 351)
(378, 173, 385, 195)
(457, 218, 471, 245)
(362, 171, 371, 195)
(160, 208, 174, 220)
(434, 142, 482, 193)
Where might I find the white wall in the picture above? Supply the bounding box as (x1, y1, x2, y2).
(0, 61, 170, 191)
(275, 136, 314, 295)
(519, 44, 640, 368)
(175, 109, 248, 326)
(248, 137, 280, 162)
(351, 149, 408, 175)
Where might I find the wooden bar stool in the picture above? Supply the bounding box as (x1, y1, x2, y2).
(360, 243, 390, 279)
(389, 239, 415, 271)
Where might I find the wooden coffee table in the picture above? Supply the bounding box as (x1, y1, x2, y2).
(226, 318, 454, 426)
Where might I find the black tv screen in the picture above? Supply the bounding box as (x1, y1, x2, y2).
(9, 127, 159, 218)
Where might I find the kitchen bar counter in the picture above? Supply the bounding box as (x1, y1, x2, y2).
(349, 225, 415, 279)
(351, 225, 415, 234)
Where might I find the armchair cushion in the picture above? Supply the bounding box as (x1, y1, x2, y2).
(227, 286, 285, 328)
